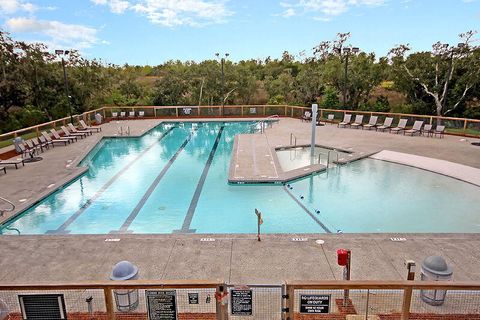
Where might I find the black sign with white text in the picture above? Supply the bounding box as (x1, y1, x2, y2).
(146, 290, 177, 320)
(231, 289, 253, 316)
(299, 294, 330, 314)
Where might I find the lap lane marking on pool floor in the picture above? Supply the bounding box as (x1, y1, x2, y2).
(176, 125, 225, 233)
(283, 186, 332, 233)
(115, 133, 193, 233)
(47, 126, 176, 234)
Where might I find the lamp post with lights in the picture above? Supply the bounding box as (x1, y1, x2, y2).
(55, 49, 73, 124)
(215, 52, 229, 116)
(334, 46, 360, 108)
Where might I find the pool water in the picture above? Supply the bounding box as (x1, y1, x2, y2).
(1, 121, 479, 234)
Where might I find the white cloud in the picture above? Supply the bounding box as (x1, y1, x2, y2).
(0, 0, 36, 14)
(91, 0, 232, 27)
(5, 17, 99, 49)
(280, 0, 386, 19)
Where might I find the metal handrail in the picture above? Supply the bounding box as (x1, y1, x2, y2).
(0, 197, 15, 216)
(327, 150, 339, 169)
(289, 133, 297, 146)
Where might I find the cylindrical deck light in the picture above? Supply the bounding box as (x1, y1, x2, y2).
(110, 260, 140, 312)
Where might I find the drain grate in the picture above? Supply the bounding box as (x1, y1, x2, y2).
(292, 237, 308, 242)
(200, 238, 216, 242)
(19, 294, 67, 320)
(390, 237, 407, 242)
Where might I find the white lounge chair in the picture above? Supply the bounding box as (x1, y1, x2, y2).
(61, 126, 87, 139)
(404, 120, 424, 136)
(42, 131, 69, 145)
(337, 114, 352, 128)
(302, 111, 312, 122)
(68, 123, 92, 136)
(0, 159, 24, 169)
(128, 111, 135, 118)
(390, 119, 408, 134)
(112, 112, 118, 119)
(363, 116, 378, 130)
(434, 125, 445, 138)
(422, 124, 433, 137)
(120, 111, 126, 118)
(138, 111, 145, 117)
(350, 115, 364, 129)
(79, 120, 101, 132)
(376, 117, 394, 132)
(327, 114, 335, 124)
(50, 129, 77, 142)
(183, 108, 192, 115)
(249, 107, 256, 114)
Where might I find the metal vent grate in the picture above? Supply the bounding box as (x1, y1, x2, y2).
(19, 294, 67, 320)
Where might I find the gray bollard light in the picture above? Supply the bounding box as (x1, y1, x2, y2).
(110, 261, 139, 312)
(420, 256, 453, 306)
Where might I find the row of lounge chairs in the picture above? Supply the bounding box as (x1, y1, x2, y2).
(112, 111, 145, 119)
(2, 121, 101, 173)
(337, 114, 445, 138)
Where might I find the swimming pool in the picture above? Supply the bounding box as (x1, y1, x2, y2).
(1, 121, 479, 234)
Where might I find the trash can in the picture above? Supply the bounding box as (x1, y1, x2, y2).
(13, 137, 24, 153)
(420, 255, 453, 306)
(110, 261, 139, 312)
(95, 113, 103, 125)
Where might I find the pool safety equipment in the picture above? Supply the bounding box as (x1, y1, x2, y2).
(255, 208, 263, 241)
(110, 260, 140, 312)
(310, 104, 318, 158)
(337, 248, 351, 307)
(420, 256, 453, 306)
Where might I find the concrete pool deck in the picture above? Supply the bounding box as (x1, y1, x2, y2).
(1, 233, 480, 283)
(0, 117, 480, 284)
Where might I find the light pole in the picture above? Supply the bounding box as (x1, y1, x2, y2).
(335, 47, 360, 109)
(215, 52, 229, 116)
(55, 49, 73, 124)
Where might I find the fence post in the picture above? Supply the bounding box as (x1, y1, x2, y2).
(401, 286, 413, 320)
(176, 108, 179, 117)
(286, 284, 295, 320)
(241, 106, 244, 116)
(103, 108, 106, 119)
(104, 288, 115, 320)
(263, 105, 266, 116)
(464, 119, 468, 133)
(215, 284, 228, 320)
(290, 106, 294, 118)
(320, 109, 323, 120)
(284, 105, 288, 116)
(429, 116, 433, 125)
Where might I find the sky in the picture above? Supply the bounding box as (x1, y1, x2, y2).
(0, 0, 479, 65)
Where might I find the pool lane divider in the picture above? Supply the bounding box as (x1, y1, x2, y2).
(114, 133, 193, 233)
(175, 125, 225, 233)
(46, 126, 176, 234)
(283, 186, 332, 233)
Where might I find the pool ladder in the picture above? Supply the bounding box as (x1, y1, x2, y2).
(327, 150, 339, 169)
(290, 133, 297, 146)
(250, 115, 279, 134)
(0, 197, 20, 235)
(118, 126, 130, 136)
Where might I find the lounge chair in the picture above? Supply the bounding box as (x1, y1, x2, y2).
(350, 115, 364, 129)
(68, 123, 92, 136)
(112, 112, 118, 119)
(390, 119, 408, 134)
(38, 135, 54, 148)
(327, 114, 335, 124)
(337, 114, 352, 128)
(0, 166, 5, 174)
(422, 124, 433, 137)
(249, 107, 256, 114)
(42, 131, 69, 145)
(183, 108, 192, 115)
(79, 120, 101, 132)
(138, 111, 145, 117)
(376, 117, 394, 132)
(19, 143, 37, 158)
(128, 111, 135, 118)
(0, 159, 24, 169)
(434, 125, 445, 138)
(32, 137, 50, 151)
(302, 111, 312, 122)
(120, 111, 126, 118)
(61, 126, 86, 139)
(404, 120, 424, 136)
(363, 116, 378, 130)
(25, 140, 43, 153)
(50, 129, 77, 142)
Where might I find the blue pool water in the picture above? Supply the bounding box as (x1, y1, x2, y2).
(1, 121, 479, 234)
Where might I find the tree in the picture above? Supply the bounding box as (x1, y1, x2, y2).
(389, 31, 479, 116)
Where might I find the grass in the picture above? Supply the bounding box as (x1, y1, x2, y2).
(446, 128, 480, 137)
(0, 131, 39, 149)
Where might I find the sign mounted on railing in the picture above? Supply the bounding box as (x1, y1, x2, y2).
(146, 290, 177, 320)
(299, 294, 331, 314)
(231, 289, 253, 316)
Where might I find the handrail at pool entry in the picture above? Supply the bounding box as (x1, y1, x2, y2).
(0, 197, 15, 216)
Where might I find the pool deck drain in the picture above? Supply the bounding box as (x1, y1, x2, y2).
(2, 233, 480, 283)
